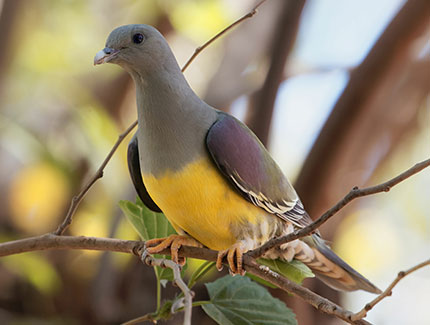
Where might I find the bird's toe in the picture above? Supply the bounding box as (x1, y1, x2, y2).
(217, 243, 246, 276)
(145, 234, 202, 265)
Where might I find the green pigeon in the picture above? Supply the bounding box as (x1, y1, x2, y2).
(94, 24, 381, 293)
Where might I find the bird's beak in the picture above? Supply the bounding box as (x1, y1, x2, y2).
(94, 47, 119, 65)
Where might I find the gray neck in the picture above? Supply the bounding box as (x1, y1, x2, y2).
(132, 67, 217, 176)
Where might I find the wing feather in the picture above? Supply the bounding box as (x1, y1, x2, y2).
(128, 133, 162, 213)
(206, 113, 313, 228)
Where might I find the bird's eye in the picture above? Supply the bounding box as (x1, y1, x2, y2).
(132, 33, 144, 44)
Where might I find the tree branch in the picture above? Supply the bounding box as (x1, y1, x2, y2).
(351, 259, 430, 321)
(249, 158, 430, 258)
(0, 234, 368, 324)
(141, 253, 193, 325)
(2, 224, 429, 324)
(244, 258, 371, 325)
(0, 234, 142, 257)
(246, 0, 305, 145)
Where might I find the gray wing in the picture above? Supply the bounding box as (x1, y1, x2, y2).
(206, 113, 313, 228)
(127, 133, 162, 213)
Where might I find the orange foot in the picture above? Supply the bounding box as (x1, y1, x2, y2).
(216, 242, 246, 276)
(145, 235, 203, 265)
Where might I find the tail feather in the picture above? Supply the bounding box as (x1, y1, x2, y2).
(295, 235, 381, 294)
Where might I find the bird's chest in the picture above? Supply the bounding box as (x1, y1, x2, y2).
(137, 106, 217, 176)
(142, 157, 274, 250)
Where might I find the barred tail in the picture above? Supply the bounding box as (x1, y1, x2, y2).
(294, 235, 381, 294)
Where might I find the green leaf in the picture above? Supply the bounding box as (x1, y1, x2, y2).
(119, 197, 177, 280)
(257, 259, 314, 284)
(202, 275, 297, 325)
(119, 197, 176, 241)
(246, 259, 314, 289)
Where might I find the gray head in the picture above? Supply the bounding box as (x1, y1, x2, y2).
(94, 24, 181, 78)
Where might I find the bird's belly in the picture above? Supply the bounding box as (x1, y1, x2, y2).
(142, 158, 273, 251)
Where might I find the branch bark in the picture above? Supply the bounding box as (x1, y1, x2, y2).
(0, 234, 141, 257)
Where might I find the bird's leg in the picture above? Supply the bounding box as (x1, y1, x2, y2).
(145, 235, 203, 265)
(216, 242, 246, 276)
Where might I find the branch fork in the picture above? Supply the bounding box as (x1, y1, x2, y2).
(140, 250, 193, 325)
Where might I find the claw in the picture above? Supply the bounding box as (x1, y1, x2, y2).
(216, 243, 246, 276)
(145, 235, 203, 265)
(216, 250, 227, 271)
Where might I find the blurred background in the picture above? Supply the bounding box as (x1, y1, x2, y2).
(0, 0, 429, 324)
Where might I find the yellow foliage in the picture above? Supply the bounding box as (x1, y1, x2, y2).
(69, 194, 112, 257)
(9, 163, 69, 234)
(70, 209, 108, 238)
(170, 0, 229, 42)
(111, 217, 138, 268)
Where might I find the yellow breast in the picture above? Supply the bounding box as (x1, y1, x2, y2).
(142, 158, 267, 250)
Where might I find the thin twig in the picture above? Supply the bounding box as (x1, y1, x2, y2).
(141, 252, 193, 325)
(53, 1, 267, 236)
(244, 257, 372, 325)
(351, 259, 430, 321)
(54, 120, 138, 235)
(249, 158, 430, 258)
(121, 313, 155, 325)
(181, 0, 267, 72)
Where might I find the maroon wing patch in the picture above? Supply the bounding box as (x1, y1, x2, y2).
(206, 113, 312, 228)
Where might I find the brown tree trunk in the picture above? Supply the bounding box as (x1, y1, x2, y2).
(246, 0, 306, 146)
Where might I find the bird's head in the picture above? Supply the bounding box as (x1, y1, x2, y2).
(94, 24, 176, 76)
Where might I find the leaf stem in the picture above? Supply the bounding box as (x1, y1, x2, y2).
(174, 300, 211, 312)
(155, 272, 161, 312)
(192, 301, 211, 307)
(121, 312, 155, 325)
